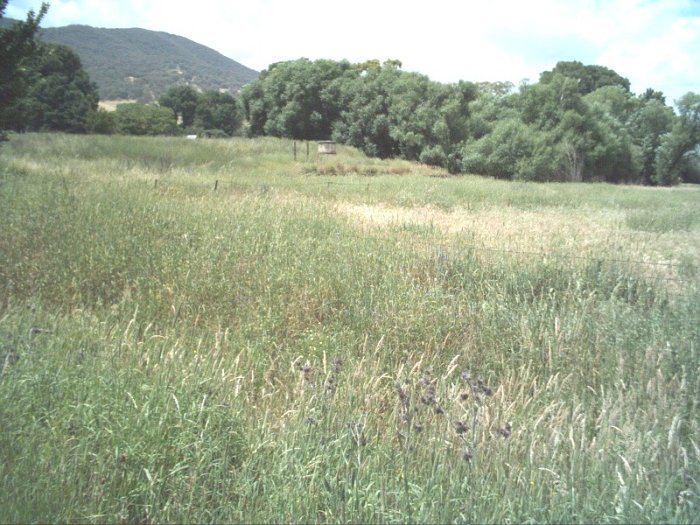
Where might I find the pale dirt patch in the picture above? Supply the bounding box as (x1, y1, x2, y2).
(98, 99, 137, 111)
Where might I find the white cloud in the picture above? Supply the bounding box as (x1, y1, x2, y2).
(6, 0, 699, 102)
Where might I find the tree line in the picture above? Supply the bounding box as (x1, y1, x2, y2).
(239, 58, 699, 185)
(2, 2, 698, 185)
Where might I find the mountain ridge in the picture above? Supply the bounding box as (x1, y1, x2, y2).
(1, 18, 259, 102)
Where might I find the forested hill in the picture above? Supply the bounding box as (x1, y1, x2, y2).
(0, 18, 258, 102)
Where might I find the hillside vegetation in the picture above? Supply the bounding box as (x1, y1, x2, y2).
(1, 134, 699, 523)
(0, 18, 258, 102)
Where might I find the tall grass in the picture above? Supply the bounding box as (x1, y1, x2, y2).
(1, 133, 699, 523)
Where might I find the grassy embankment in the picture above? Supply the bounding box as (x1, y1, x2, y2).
(1, 133, 699, 523)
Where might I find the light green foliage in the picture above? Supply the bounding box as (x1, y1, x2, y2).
(462, 118, 557, 180)
(465, 75, 640, 183)
(584, 85, 636, 121)
(114, 102, 179, 136)
(1, 134, 699, 523)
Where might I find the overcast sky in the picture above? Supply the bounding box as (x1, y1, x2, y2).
(6, 0, 700, 103)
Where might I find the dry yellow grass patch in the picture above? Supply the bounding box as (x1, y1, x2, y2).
(335, 201, 625, 251)
(335, 201, 698, 289)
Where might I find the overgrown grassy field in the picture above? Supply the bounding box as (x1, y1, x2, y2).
(1, 133, 699, 523)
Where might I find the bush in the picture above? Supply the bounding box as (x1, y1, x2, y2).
(114, 103, 179, 136)
(200, 129, 229, 138)
(85, 108, 116, 134)
(419, 144, 447, 167)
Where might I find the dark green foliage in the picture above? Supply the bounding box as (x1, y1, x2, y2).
(240, 58, 351, 140)
(540, 60, 631, 94)
(242, 59, 476, 171)
(331, 64, 401, 158)
(159, 85, 200, 128)
(463, 75, 638, 182)
(5, 42, 99, 133)
(193, 91, 241, 136)
(627, 98, 675, 184)
(241, 58, 694, 184)
(640, 87, 666, 104)
(653, 92, 700, 185)
(140, 87, 243, 138)
(680, 146, 700, 183)
(86, 108, 116, 134)
(114, 103, 179, 136)
(0, 2, 48, 136)
(333, 66, 477, 169)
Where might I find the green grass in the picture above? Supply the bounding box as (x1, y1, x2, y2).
(1, 133, 699, 523)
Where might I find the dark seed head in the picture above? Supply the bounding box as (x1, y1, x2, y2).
(497, 422, 512, 438)
(454, 420, 469, 434)
(462, 447, 473, 463)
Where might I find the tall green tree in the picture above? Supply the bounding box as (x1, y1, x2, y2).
(627, 97, 675, 184)
(331, 64, 398, 158)
(332, 63, 477, 169)
(159, 85, 200, 128)
(193, 91, 241, 136)
(0, 0, 48, 137)
(241, 58, 351, 140)
(654, 92, 700, 185)
(10, 42, 99, 133)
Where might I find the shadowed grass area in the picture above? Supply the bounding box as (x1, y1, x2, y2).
(1, 133, 699, 523)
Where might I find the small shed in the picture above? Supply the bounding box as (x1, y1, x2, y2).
(317, 140, 336, 155)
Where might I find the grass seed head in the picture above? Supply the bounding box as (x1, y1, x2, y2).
(454, 420, 469, 435)
(497, 422, 512, 438)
